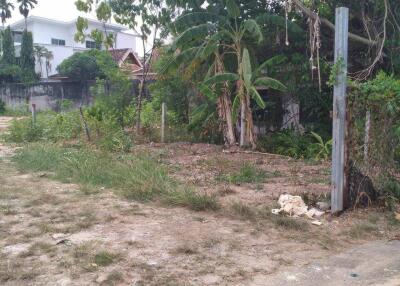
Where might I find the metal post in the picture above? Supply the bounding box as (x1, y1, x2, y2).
(161, 102, 166, 143)
(31, 104, 36, 127)
(331, 7, 349, 213)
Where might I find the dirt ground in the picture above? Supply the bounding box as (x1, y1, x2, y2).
(0, 116, 399, 286)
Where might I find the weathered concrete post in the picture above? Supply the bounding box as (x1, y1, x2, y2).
(331, 7, 349, 213)
(31, 104, 36, 127)
(161, 102, 166, 143)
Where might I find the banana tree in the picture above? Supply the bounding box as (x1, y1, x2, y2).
(169, 0, 286, 148)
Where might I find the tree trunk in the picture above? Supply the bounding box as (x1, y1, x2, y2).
(135, 79, 144, 133)
(244, 93, 256, 149)
(217, 92, 236, 146)
(214, 52, 236, 146)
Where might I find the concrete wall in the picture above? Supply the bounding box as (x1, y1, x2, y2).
(0, 81, 94, 112)
(0, 80, 143, 112)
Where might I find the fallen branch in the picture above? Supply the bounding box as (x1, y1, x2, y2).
(292, 0, 378, 47)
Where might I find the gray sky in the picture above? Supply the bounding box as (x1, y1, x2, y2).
(8, 0, 94, 23)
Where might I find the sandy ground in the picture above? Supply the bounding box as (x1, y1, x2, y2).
(0, 116, 399, 286)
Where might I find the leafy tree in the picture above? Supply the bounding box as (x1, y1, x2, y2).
(17, 0, 37, 30)
(109, 0, 174, 132)
(0, 0, 14, 28)
(20, 30, 36, 83)
(57, 49, 116, 82)
(2, 26, 14, 65)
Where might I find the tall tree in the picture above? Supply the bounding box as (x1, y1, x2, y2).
(75, 0, 174, 133)
(2, 26, 14, 65)
(109, 0, 174, 133)
(44, 49, 53, 78)
(20, 30, 36, 82)
(0, 0, 14, 29)
(17, 0, 37, 30)
(170, 0, 286, 147)
(33, 45, 49, 78)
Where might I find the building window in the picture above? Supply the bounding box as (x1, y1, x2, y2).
(51, 38, 65, 46)
(86, 40, 101, 49)
(13, 32, 23, 43)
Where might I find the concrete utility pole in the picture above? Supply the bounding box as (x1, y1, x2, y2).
(31, 104, 36, 127)
(331, 7, 349, 214)
(161, 102, 166, 143)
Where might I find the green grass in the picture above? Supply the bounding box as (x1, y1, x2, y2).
(94, 251, 119, 267)
(230, 201, 256, 220)
(12, 144, 218, 210)
(272, 216, 309, 231)
(346, 223, 379, 239)
(217, 163, 267, 185)
(164, 189, 220, 211)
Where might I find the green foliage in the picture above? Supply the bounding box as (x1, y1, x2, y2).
(0, 99, 5, 114)
(217, 163, 266, 184)
(258, 130, 331, 160)
(17, 0, 37, 19)
(307, 131, 332, 161)
(57, 50, 117, 82)
(0, 0, 14, 25)
(12, 144, 173, 201)
(0, 26, 20, 83)
(381, 178, 400, 210)
(5, 110, 132, 152)
(0, 63, 21, 83)
(327, 57, 345, 86)
(2, 26, 14, 65)
(13, 143, 218, 209)
(20, 30, 36, 83)
(163, 189, 220, 211)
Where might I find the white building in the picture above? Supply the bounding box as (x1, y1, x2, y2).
(9, 16, 140, 78)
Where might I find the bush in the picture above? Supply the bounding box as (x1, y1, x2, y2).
(0, 99, 5, 114)
(57, 50, 117, 81)
(257, 130, 332, 160)
(5, 110, 132, 152)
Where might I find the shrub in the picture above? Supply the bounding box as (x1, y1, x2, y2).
(257, 130, 332, 160)
(217, 163, 266, 184)
(0, 99, 5, 114)
(6, 110, 131, 152)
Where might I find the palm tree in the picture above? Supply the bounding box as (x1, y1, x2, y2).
(44, 50, 53, 78)
(17, 0, 37, 30)
(169, 0, 286, 148)
(33, 45, 46, 77)
(0, 0, 14, 29)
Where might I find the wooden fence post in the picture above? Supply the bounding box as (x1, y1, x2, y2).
(31, 104, 36, 127)
(331, 7, 349, 214)
(161, 102, 166, 143)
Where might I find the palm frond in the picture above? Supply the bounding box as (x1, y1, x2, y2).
(254, 77, 286, 92)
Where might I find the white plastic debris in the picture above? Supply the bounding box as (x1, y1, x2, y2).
(311, 220, 322, 226)
(271, 194, 325, 223)
(305, 208, 325, 219)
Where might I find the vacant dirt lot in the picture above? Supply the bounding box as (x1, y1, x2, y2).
(1, 116, 399, 285)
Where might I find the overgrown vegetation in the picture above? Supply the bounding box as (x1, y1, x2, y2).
(257, 130, 332, 160)
(12, 144, 218, 211)
(217, 163, 267, 184)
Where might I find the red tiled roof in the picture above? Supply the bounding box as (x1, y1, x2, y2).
(109, 49, 131, 65)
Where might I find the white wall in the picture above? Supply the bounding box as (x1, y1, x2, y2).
(116, 32, 137, 51)
(35, 45, 74, 77)
(31, 21, 74, 46)
(15, 18, 139, 77)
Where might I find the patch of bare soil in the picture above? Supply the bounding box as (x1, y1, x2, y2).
(0, 118, 399, 286)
